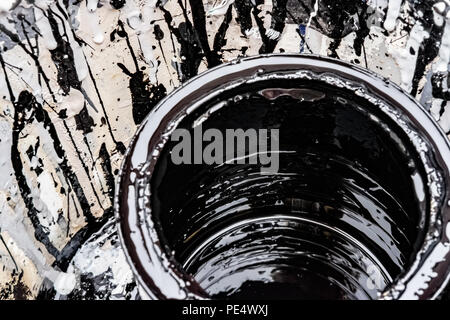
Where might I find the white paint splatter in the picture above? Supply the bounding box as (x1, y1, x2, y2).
(306, 0, 319, 35)
(439, 101, 450, 132)
(384, 0, 402, 32)
(433, 11, 450, 73)
(304, 0, 319, 53)
(207, 0, 235, 16)
(85, 0, 104, 44)
(53, 271, 77, 295)
(430, 98, 444, 121)
(389, 21, 429, 92)
(432, 2, 446, 27)
(61, 0, 89, 82)
(66, 221, 135, 298)
(34, 1, 58, 50)
(59, 88, 86, 118)
(266, 29, 281, 40)
(0, 117, 72, 295)
(244, 27, 261, 39)
(0, 0, 16, 12)
(122, 0, 159, 84)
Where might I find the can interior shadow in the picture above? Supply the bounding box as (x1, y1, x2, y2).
(116, 55, 450, 300)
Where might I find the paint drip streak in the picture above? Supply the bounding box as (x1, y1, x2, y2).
(187, 0, 220, 67)
(84, 135, 108, 196)
(98, 142, 115, 200)
(53, 213, 111, 271)
(411, 13, 443, 96)
(59, 119, 106, 211)
(42, 10, 108, 211)
(36, 102, 97, 224)
(213, 4, 233, 55)
(252, 6, 276, 54)
(0, 234, 18, 271)
(0, 24, 57, 102)
(165, 1, 203, 80)
(47, 10, 81, 93)
(0, 53, 16, 101)
(85, 59, 126, 154)
(11, 92, 60, 258)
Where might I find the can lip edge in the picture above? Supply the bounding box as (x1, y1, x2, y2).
(114, 54, 450, 300)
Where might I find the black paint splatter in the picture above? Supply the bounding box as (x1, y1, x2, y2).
(110, 0, 126, 10)
(159, 6, 203, 81)
(213, 4, 233, 60)
(47, 10, 81, 94)
(187, 0, 221, 68)
(117, 62, 167, 125)
(75, 106, 95, 134)
(98, 143, 115, 200)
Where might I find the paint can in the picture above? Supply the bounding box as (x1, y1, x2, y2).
(116, 54, 450, 300)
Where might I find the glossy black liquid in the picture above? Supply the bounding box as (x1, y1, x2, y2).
(150, 79, 427, 300)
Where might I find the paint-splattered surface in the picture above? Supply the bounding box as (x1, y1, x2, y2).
(0, 0, 449, 299)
